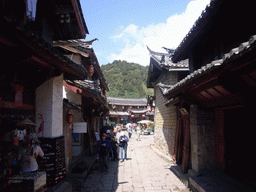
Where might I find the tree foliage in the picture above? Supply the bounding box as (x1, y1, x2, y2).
(101, 60, 153, 98)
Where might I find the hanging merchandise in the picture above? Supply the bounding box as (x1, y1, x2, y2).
(26, 0, 38, 21)
(38, 114, 44, 134)
(14, 84, 23, 107)
(67, 114, 74, 124)
(88, 65, 94, 76)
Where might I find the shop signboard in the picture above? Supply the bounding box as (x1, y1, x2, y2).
(73, 122, 87, 133)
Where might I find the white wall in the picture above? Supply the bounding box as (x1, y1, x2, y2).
(36, 74, 63, 138)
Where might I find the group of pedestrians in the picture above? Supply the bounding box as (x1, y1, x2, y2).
(96, 130, 129, 173)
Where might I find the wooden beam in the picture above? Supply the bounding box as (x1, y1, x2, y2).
(0, 36, 18, 47)
(55, 45, 89, 57)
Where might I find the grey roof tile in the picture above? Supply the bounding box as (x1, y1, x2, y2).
(147, 46, 189, 70)
(161, 34, 256, 97)
(107, 97, 147, 106)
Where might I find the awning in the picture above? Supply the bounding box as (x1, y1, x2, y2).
(109, 111, 130, 116)
(137, 120, 153, 124)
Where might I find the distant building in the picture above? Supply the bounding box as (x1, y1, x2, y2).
(107, 97, 154, 125)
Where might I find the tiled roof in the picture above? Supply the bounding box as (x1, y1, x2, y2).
(173, 0, 222, 62)
(54, 39, 109, 91)
(63, 98, 81, 110)
(65, 79, 106, 100)
(107, 97, 147, 106)
(160, 34, 256, 98)
(147, 46, 189, 70)
(47, 44, 87, 77)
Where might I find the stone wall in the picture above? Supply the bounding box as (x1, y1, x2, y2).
(190, 104, 215, 175)
(154, 72, 178, 158)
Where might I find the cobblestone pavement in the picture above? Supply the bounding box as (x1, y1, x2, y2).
(81, 132, 190, 192)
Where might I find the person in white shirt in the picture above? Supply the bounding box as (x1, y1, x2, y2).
(22, 141, 44, 172)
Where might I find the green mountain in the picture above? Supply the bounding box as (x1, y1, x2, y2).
(101, 60, 154, 98)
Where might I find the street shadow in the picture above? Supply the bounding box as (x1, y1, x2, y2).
(82, 159, 120, 192)
(81, 145, 125, 192)
(169, 164, 189, 186)
(81, 132, 135, 191)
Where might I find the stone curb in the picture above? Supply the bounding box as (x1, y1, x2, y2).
(149, 144, 173, 164)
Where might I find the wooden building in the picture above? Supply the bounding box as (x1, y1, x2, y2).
(54, 39, 110, 166)
(0, 0, 92, 190)
(160, 0, 256, 190)
(108, 97, 154, 125)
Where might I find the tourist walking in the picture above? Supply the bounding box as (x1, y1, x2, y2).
(128, 126, 132, 138)
(97, 133, 111, 172)
(119, 131, 129, 162)
(136, 126, 141, 141)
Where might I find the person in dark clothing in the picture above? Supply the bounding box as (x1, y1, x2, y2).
(110, 133, 119, 161)
(119, 131, 129, 162)
(97, 133, 111, 172)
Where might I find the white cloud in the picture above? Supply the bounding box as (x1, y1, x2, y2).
(108, 0, 210, 66)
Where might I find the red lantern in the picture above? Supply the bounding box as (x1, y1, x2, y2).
(113, 105, 116, 109)
(88, 65, 94, 75)
(131, 115, 135, 118)
(142, 114, 145, 118)
(122, 106, 124, 109)
(67, 114, 74, 124)
(137, 106, 139, 109)
(130, 106, 132, 109)
(128, 110, 130, 114)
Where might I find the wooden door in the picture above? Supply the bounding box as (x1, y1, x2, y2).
(181, 113, 190, 173)
(174, 118, 183, 165)
(215, 109, 225, 170)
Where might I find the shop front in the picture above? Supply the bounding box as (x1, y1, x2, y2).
(0, 19, 87, 192)
(0, 63, 50, 191)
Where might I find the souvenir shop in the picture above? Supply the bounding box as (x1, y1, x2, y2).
(0, 40, 60, 191)
(0, 78, 47, 191)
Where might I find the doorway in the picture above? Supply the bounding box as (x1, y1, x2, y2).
(224, 107, 256, 188)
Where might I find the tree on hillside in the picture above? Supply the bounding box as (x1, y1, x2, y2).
(101, 60, 153, 98)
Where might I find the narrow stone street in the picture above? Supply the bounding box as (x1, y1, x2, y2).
(79, 132, 189, 192)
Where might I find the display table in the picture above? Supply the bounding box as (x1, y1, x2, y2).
(8, 171, 47, 192)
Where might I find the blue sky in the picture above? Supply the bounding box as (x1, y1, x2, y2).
(80, 0, 210, 66)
